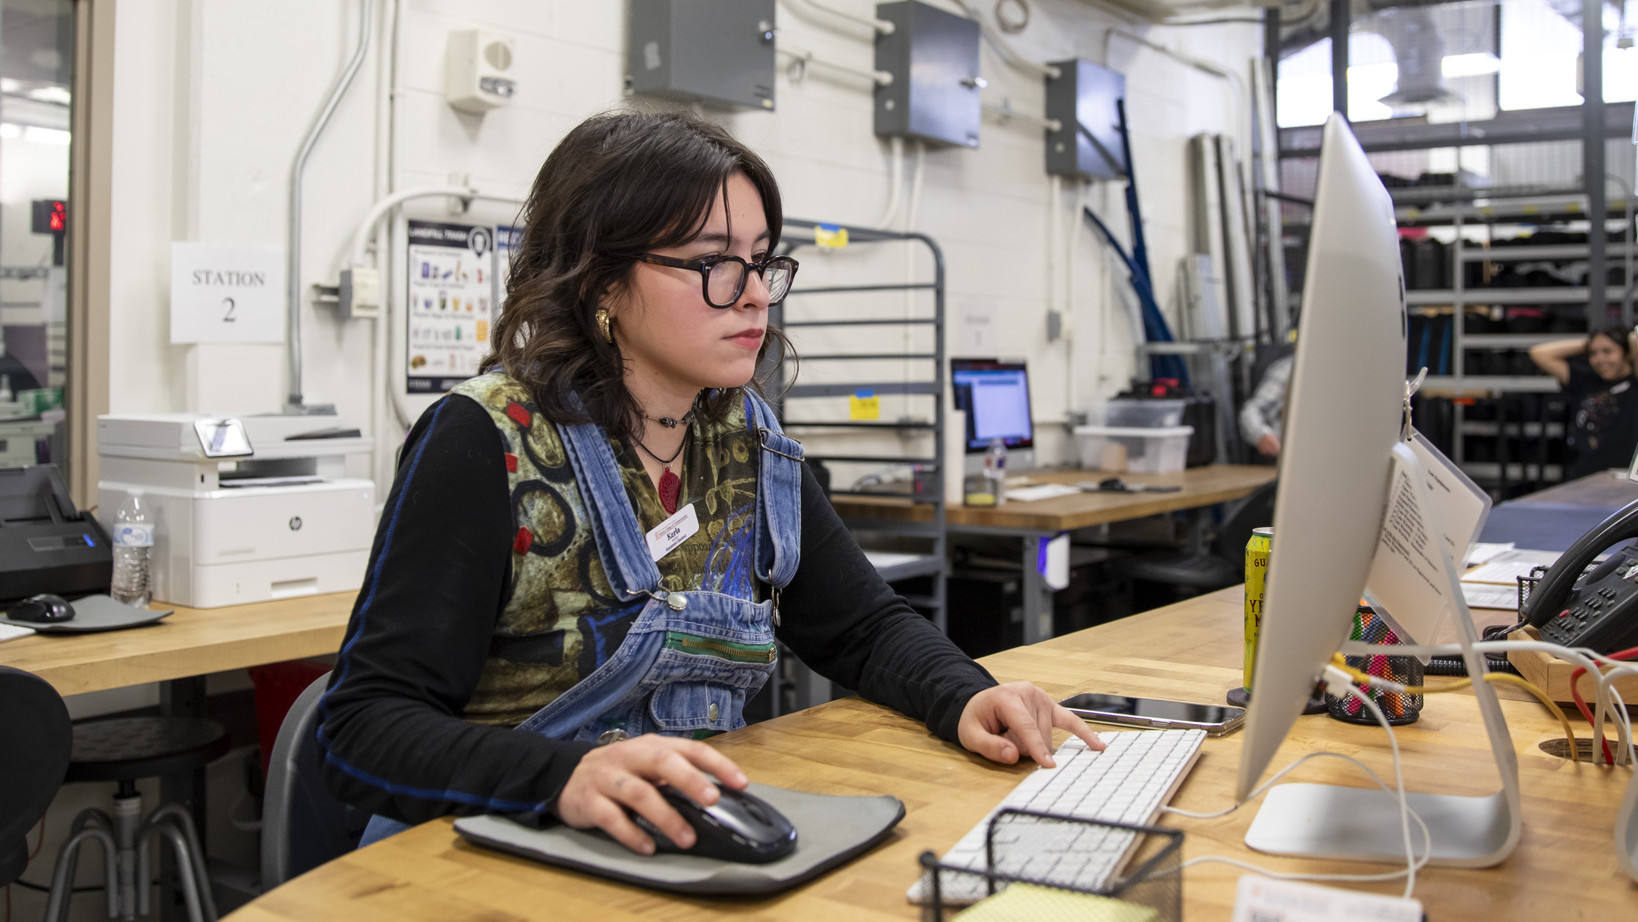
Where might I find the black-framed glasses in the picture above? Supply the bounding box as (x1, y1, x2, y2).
(623, 252, 799, 308)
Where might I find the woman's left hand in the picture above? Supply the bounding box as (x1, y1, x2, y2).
(957, 681, 1105, 767)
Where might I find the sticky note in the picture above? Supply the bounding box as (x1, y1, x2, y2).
(850, 390, 879, 420)
(815, 224, 849, 249)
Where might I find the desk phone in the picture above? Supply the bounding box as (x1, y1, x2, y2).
(1522, 497, 1638, 653)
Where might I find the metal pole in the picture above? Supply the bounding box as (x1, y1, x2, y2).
(1329, 0, 1350, 118)
(1584, 0, 1607, 330)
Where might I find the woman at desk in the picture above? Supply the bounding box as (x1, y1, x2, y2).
(320, 110, 1099, 856)
(1529, 326, 1638, 479)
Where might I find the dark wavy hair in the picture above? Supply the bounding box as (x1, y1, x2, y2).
(1589, 324, 1633, 359)
(483, 109, 793, 444)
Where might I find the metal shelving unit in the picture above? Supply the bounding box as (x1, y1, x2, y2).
(1269, 0, 1636, 498)
(768, 218, 948, 710)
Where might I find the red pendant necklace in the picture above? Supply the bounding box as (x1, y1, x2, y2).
(634, 431, 687, 514)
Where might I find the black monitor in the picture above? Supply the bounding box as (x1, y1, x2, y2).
(950, 359, 1036, 472)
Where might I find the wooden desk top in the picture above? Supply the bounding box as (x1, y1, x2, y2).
(227, 587, 1638, 921)
(0, 592, 354, 696)
(831, 463, 1275, 532)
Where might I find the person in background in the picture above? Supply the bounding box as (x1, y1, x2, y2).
(1239, 353, 1293, 460)
(319, 109, 1101, 857)
(1529, 326, 1638, 479)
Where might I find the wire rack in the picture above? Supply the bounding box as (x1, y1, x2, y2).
(1327, 607, 1424, 724)
(1516, 564, 1551, 615)
(915, 810, 1181, 922)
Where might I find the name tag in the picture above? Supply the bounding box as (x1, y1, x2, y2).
(645, 502, 699, 562)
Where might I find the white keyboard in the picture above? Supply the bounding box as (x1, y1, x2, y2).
(909, 728, 1205, 904)
(0, 621, 37, 643)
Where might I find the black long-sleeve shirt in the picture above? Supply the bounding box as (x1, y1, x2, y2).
(319, 394, 996, 826)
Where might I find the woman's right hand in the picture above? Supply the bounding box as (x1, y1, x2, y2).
(554, 734, 748, 855)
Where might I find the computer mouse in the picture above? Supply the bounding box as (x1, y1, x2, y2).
(627, 783, 797, 864)
(8, 593, 74, 623)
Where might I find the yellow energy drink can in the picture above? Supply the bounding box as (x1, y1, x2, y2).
(1243, 527, 1272, 691)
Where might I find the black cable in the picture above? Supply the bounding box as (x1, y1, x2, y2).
(1427, 654, 1521, 677)
(1426, 622, 1528, 677)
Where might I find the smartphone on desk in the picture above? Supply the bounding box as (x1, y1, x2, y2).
(1059, 693, 1245, 736)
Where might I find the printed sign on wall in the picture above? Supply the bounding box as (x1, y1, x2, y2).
(170, 243, 285, 343)
(406, 220, 495, 393)
(493, 223, 519, 333)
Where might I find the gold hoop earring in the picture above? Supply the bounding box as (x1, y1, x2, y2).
(595, 308, 613, 344)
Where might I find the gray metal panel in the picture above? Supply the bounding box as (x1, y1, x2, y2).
(629, 0, 776, 111)
(1044, 59, 1126, 180)
(872, 1, 980, 148)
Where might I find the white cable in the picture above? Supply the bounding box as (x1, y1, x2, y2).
(878, 135, 905, 229)
(780, 0, 895, 35)
(1166, 672, 1428, 898)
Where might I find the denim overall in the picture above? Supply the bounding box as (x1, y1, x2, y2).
(357, 392, 802, 845)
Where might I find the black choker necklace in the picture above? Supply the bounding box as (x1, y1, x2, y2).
(645, 408, 697, 430)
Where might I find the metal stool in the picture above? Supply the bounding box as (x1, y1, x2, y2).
(44, 716, 230, 922)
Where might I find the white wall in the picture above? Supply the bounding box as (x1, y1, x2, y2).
(102, 0, 1263, 489)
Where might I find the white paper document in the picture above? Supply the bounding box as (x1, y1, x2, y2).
(1461, 549, 1561, 585)
(1461, 583, 1519, 610)
(1364, 435, 1487, 646)
(1466, 542, 1515, 566)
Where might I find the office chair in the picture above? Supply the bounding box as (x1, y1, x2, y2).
(43, 714, 230, 922)
(261, 671, 365, 890)
(0, 666, 72, 889)
(1122, 479, 1278, 599)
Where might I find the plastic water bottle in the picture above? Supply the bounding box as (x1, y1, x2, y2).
(111, 491, 154, 607)
(984, 438, 1009, 504)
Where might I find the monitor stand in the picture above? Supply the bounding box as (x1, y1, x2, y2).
(1244, 449, 1522, 867)
(1617, 720, 1638, 881)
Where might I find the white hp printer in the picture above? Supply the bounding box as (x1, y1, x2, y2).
(97, 414, 375, 608)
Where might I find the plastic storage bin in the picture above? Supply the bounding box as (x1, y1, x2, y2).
(1075, 425, 1193, 473)
(1104, 398, 1186, 429)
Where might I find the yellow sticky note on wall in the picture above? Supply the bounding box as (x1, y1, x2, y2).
(815, 224, 849, 249)
(850, 390, 879, 420)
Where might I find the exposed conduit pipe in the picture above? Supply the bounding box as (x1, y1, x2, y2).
(780, 0, 895, 35)
(950, 0, 1060, 79)
(776, 44, 894, 86)
(287, 0, 375, 411)
(878, 135, 905, 229)
(369, 0, 401, 500)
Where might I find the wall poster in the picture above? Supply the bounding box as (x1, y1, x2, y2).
(405, 220, 495, 393)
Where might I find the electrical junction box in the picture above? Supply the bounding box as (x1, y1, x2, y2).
(873, 1, 982, 148)
(446, 29, 516, 114)
(339, 266, 380, 320)
(628, 0, 777, 111)
(1045, 59, 1127, 180)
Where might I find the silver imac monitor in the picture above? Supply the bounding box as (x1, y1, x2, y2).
(951, 358, 1037, 474)
(1236, 113, 1522, 868)
(1234, 114, 1407, 800)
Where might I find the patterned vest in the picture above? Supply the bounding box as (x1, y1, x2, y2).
(450, 373, 766, 727)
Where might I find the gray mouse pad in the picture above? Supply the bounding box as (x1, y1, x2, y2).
(453, 782, 904, 896)
(0, 593, 172, 633)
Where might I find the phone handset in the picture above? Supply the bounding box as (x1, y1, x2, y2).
(1521, 497, 1638, 653)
